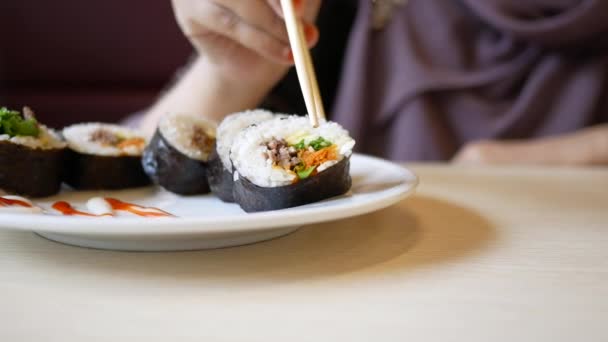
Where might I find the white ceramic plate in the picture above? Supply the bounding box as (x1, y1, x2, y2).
(0, 154, 418, 251)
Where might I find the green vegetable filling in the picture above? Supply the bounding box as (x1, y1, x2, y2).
(293, 139, 306, 150)
(290, 136, 335, 180)
(295, 164, 316, 180)
(292, 136, 333, 151)
(0, 107, 40, 137)
(308, 137, 333, 151)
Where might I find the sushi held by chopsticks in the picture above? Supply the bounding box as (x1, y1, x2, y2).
(230, 115, 355, 212)
(142, 112, 217, 195)
(0, 106, 67, 197)
(63, 123, 151, 190)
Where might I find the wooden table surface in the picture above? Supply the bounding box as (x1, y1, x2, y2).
(0, 164, 607, 341)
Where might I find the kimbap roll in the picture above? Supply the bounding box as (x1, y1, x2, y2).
(231, 116, 356, 212)
(142, 113, 216, 195)
(63, 123, 150, 190)
(0, 106, 66, 197)
(208, 110, 284, 202)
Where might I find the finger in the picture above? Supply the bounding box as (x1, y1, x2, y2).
(452, 141, 502, 164)
(258, 0, 321, 47)
(278, 22, 320, 63)
(214, 0, 289, 43)
(266, 0, 322, 48)
(185, 1, 292, 64)
(267, 0, 322, 23)
(263, 0, 321, 47)
(453, 144, 487, 164)
(453, 141, 524, 164)
(266, 0, 304, 19)
(302, 21, 320, 47)
(300, 0, 322, 22)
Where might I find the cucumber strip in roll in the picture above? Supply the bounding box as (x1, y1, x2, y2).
(0, 106, 66, 197)
(142, 113, 216, 195)
(208, 110, 284, 202)
(230, 115, 356, 212)
(63, 123, 150, 190)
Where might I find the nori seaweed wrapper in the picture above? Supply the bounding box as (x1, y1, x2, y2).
(207, 149, 235, 202)
(64, 149, 150, 190)
(233, 157, 352, 213)
(141, 129, 210, 195)
(0, 141, 65, 197)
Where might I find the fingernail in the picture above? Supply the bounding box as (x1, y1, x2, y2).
(293, 0, 304, 15)
(304, 23, 318, 44)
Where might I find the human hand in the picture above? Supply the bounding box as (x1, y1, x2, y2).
(172, 0, 321, 85)
(453, 125, 608, 166)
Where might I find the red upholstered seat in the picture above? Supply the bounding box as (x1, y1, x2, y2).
(0, 0, 192, 128)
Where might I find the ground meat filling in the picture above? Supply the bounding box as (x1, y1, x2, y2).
(90, 129, 120, 146)
(265, 138, 300, 170)
(190, 126, 214, 156)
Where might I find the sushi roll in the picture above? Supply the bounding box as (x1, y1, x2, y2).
(208, 109, 284, 202)
(0, 106, 66, 197)
(231, 116, 356, 212)
(63, 123, 150, 190)
(142, 113, 216, 195)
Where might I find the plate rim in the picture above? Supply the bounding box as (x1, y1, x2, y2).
(0, 154, 418, 235)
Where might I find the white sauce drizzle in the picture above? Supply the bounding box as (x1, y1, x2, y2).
(86, 197, 114, 216)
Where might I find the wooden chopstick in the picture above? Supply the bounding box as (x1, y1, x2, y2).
(280, 0, 326, 127)
(297, 20, 326, 123)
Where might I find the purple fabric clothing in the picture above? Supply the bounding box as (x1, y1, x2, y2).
(332, 0, 608, 161)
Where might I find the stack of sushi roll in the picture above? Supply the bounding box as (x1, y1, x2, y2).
(207, 110, 284, 202)
(0, 107, 66, 197)
(230, 115, 355, 212)
(0, 105, 357, 213)
(62, 123, 150, 190)
(142, 112, 217, 195)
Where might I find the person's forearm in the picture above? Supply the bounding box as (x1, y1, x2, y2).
(455, 124, 608, 166)
(140, 56, 280, 134)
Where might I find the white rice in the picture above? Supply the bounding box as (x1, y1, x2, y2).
(63, 123, 146, 156)
(216, 109, 285, 171)
(158, 113, 217, 161)
(0, 125, 66, 150)
(230, 116, 356, 188)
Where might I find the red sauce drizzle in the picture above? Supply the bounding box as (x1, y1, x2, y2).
(105, 198, 173, 217)
(52, 198, 173, 218)
(52, 201, 102, 217)
(0, 197, 33, 208)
